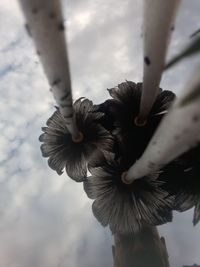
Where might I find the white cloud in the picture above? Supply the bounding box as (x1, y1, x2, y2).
(0, 0, 200, 266)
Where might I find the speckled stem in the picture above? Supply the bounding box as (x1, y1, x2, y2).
(126, 65, 200, 182)
(18, 0, 79, 139)
(138, 0, 181, 123)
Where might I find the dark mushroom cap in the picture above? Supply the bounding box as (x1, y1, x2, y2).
(84, 152, 174, 234)
(39, 98, 113, 182)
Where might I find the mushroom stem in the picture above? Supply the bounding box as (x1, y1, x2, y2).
(18, 0, 79, 139)
(126, 65, 200, 182)
(113, 227, 170, 267)
(138, 0, 181, 123)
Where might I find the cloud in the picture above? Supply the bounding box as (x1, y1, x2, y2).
(0, 0, 200, 266)
(159, 210, 200, 267)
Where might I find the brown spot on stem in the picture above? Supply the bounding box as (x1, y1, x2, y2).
(192, 114, 199, 122)
(52, 78, 61, 86)
(49, 12, 56, 19)
(58, 22, 65, 31)
(32, 7, 38, 14)
(60, 92, 70, 101)
(170, 25, 175, 31)
(25, 23, 32, 37)
(144, 56, 151, 65)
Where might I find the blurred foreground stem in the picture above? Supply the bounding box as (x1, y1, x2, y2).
(112, 226, 170, 267)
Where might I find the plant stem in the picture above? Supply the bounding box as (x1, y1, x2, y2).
(126, 65, 200, 182)
(112, 226, 170, 267)
(18, 0, 79, 139)
(138, 0, 180, 123)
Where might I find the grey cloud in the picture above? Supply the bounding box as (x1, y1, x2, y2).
(0, 37, 22, 53)
(0, 63, 22, 78)
(0, 0, 200, 266)
(159, 210, 200, 267)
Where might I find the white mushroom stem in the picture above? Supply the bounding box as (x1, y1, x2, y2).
(126, 65, 200, 183)
(18, 0, 79, 139)
(138, 0, 181, 123)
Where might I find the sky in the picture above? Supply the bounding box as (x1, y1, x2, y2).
(0, 0, 200, 266)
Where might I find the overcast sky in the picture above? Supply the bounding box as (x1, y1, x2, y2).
(0, 0, 200, 266)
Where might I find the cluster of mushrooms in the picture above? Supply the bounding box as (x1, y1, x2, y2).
(39, 81, 200, 234)
(18, 0, 200, 234)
